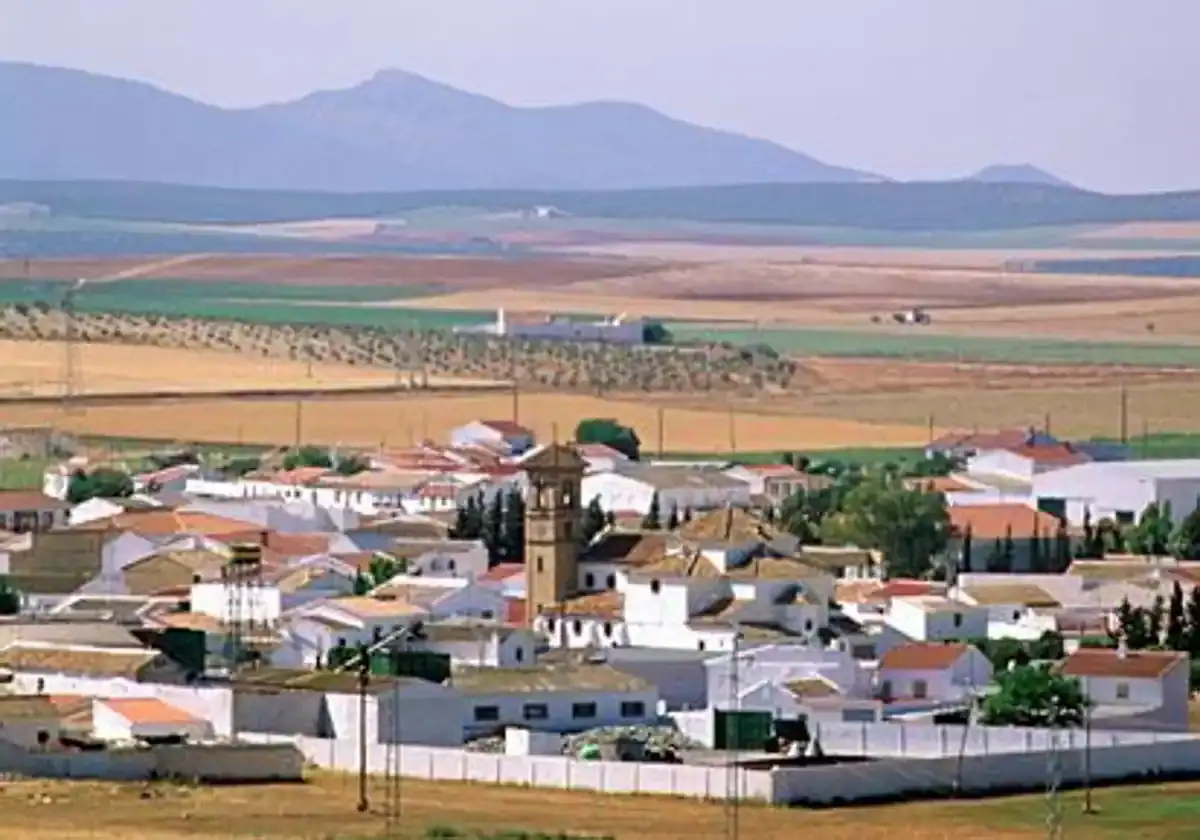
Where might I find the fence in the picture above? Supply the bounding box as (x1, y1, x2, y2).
(770, 737, 1200, 805)
(0, 739, 303, 782)
(244, 734, 775, 802)
(808, 721, 1197, 759)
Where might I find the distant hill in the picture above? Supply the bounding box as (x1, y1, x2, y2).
(0, 63, 874, 191)
(7, 178, 1200, 232)
(964, 164, 1073, 188)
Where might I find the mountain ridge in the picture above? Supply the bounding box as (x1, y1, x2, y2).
(0, 62, 876, 191)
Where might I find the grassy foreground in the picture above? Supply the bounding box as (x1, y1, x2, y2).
(2, 775, 1198, 840)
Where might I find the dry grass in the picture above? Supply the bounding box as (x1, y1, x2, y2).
(0, 340, 499, 398)
(1077, 222, 1200, 240)
(5, 774, 1195, 840)
(0, 390, 929, 451)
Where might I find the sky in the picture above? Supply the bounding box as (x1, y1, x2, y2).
(2, 0, 1195, 193)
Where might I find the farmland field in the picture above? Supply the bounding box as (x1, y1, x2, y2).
(2, 775, 1199, 839)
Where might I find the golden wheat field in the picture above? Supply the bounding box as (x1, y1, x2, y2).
(2, 775, 1194, 840)
(0, 340, 501, 397)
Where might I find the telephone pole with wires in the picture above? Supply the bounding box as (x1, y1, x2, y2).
(724, 625, 742, 840)
(1045, 729, 1064, 840)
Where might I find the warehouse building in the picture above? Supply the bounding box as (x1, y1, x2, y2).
(1033, 459, 1200, 527)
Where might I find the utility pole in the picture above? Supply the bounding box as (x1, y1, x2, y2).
(1045, 730, 1064, 840)
(1044, 412, 1052, 437)
(62, 277, 87, 415)
(357, 646, 370, 813)
(727, 405, 737, 454)
(724, 626, 741, 840)
(657, 406, 665, 459)
(927, 413, 934, 444)
(293, 400, 304, 447)
(1082, 685, 1095, 815)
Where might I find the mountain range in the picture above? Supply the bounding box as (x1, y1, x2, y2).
(0, 62, 1072, 192)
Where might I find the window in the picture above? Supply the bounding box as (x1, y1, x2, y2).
(584, 572, 595, 589)
(536, 556, 544, 573)
(1012, 610, 1021, 622)
(572, 702, 597, 720)
(851, 644, 876, 660)
(602, 622, 613, 637)
(1115, 511, 1135, 526)
(564, 520, 574, 539)
(913, 680, 928, 699)
(481, 610, 494, 620)
(620, 701, 646, 719)
(952, 613, 963, 628)
(572, 619, 583, 635)
(606, 574, 616, 589)
(649, 579, 661, 595)
(546, 618, 557, 633)
(803, 619, 814, 633)
(879, 680, 894, 700)
(474, 706, 500, 722)
(447, 559, 457, 572)
(1116, 682, 1130, 700)
(514, 647, 524, 663)
(523, 704, 549, 721)
(697, 640, 706, 651)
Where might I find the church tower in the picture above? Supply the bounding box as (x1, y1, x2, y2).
(521, 443, 586, 624)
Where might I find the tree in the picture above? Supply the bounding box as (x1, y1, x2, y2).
(368, 554, 404, 588)
(682, 506, 693, 524)
(1148, 594, 1166, 646)
(222, 456, 262, 479)
(66, 467, 134, 504)
(604, 510, 616, 528)
(985, 538, 1006, 573)
(1166, 581, 1188, 651)
(959, 525, 973, 574)
(352, 573, 373, 596)
(575, 418, 640, 460)
(282, 445, 333, 471)
(980, 664, 1087, 728)
(0, 575, 21, 615)
(641, 322, 673, 344)
(1186, 586, 1200, 659)
(500, 486, 526, 562)
(1054, 519, 1072, 572)
(1000, 525, 1016, 572)
(1029, 525, 1044, 573)
(1077, 508, 1102, 559)
(580, 497, 607, 546)
(819, 477, 949, 580)
(334, 454, 370, 476)
(666, 504, 680, 531)
(1127, 502, 1172, 556)
(1170, 503, 1200, 560)
(642, 492, 662, 530)
(481, 491, 505, 563)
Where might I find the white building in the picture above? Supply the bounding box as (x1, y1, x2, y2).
(0, 490, 70, 533)
(189, 581, 283, 625)
(1034, 459, 1200, 527)
(92, 697, 213, 742)
(884, 596, 989, 643)
(1062, 646, 1192, 731)
(450, 420, 536, 457)
(456, 308, 647, 346)
(581, 465, 752, 516)
(876, 642, 993, 704)
(452, 663, 660, 737)
(966, 443, 1090, 485)
(186, 468, 430, 515)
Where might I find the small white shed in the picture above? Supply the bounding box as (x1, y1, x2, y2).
(92, 697, 213, 742)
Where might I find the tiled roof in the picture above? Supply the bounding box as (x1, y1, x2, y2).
(504, 597, 527, 625)
(1061, 648, 1186, 680)
(879, 643, 970, 671)
(903, 476, 979, 494)
(233, 667, 421, 695)
(929, 428, 1040, 453)
(477, 420, 533, 437)
(959, 583, 1061, 608)
(950, 504, 1064, 540)
(479, 563, 524, 582)
(0, 491, 70, 512)
(0, 645, 165, 678)
(0, 695, 62, 720)
(580, 532, 665, 566)
(785, 676, 843, 700)
(367, 582, 456, 607)
(676, 507, 780, 544)
(100, 697, 200, 725)
(1003, 443, 1090, 467)
(546, 591, 624, 620)
(323, 595, 430, 620)
(77, 510, 261, 539)
(451, 663, 650, 695)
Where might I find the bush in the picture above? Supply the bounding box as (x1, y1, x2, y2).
(574, 418, 640, 460)
(641, 322, 672, 344)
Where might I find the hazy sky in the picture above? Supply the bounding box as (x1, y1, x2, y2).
(3, 0, 1195, 192)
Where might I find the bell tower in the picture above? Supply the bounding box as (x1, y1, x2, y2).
(521, 443, 586, 624)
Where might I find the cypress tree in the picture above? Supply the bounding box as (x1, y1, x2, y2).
(666, 504, 680, 531)
(960, 525, 973, 574)
(1165, 581, 1187, 650)
(642, 492, 662, 530)
(482, 491, 505, 563)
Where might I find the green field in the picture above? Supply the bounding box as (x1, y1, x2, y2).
(673, 324, 1200, 368)
(0, 458, 50, 490)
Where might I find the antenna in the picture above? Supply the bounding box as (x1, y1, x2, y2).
(223, 542, 264, 679)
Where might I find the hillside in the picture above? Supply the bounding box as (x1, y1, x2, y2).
(6, 178, 1200, 231)
(0, 63, 871, 191)
(965, 164, 1073, 188)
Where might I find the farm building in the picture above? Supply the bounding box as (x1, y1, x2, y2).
(581, 465, 752, 516)
(450, 420, 536, 456)
(1033, 459, 1200, 527)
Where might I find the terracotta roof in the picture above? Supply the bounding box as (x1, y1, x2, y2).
(1061, 648, 1187, 680)
(0, 695, 62, 720)
(262, 532, 331, 557)
(879, 643, 970, 671)
(959, 583, 1060, 608)
(0, 645, 166, 678)
(729, 463, 806, 478)
(1003, 443, 1090, 467)
(903, 476, 978, 494)
(121, 551, 231, 596)
(480, 563, 524, 582)
(76, 510, 260, 539)
(100, 697, 200, 725)
(581, 532, 665, 566)
(0, 491, 70, 512)
(504, 597, 527, 625)
(785, 676, 843, 700)
(575, 444, 627, 460)
(263, 467, 333, 486)
(950, 504, 1064, 540)
(1066, 559, 1193, 582)
(676, 507, 780, 544)
(547, 591, 624, 620)
(234, 667, 419, 695)
(929, 428, 1037, 453)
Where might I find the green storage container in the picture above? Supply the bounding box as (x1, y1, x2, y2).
(714, 710, 773, 751)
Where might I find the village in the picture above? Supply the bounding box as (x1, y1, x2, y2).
(0, 417, 1197, 806)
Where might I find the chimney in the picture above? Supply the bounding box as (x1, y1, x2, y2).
(1116, 637, 1128, 659)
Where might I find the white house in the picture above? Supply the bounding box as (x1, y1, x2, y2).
(133, 463, 201, 496)
(451, 663, 660, 737)
(705, 644, 871, 716)
(966, 443, 1090, 485)
(954, 582, 1062, 641)
(721, 464, 830, 505)
(575, 443, 630, 473)
(189, 581, 283, 625)
(411, 619, 538, 668)
(876, 642, 993, 704)
(450, 421, 536, 456)
(1062, 646, 1192, 731)
(91, 697, 213, 742)
(0, 695, 67, 748)
(581, 465, 752, 516)
(1034, 459, 1200, 528)
(884, 596, 989, 643)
